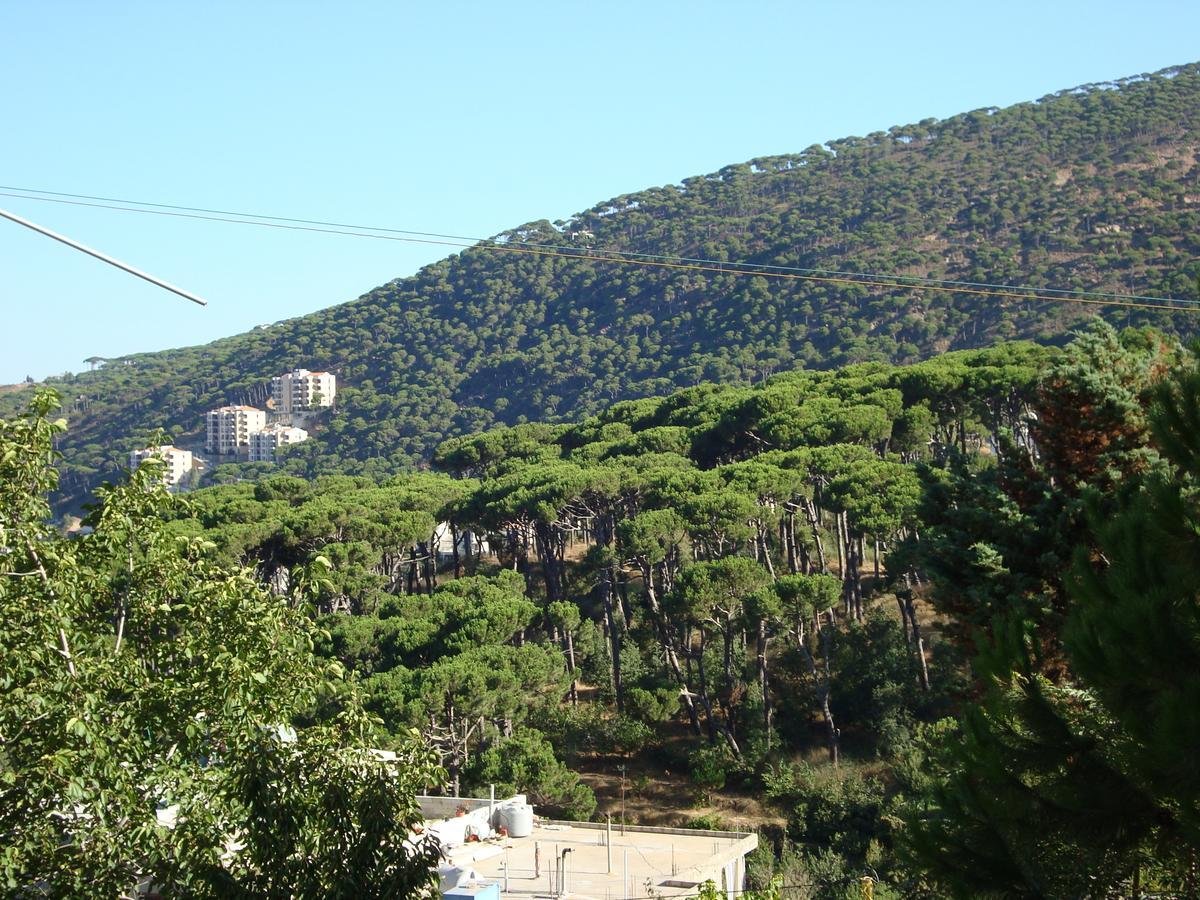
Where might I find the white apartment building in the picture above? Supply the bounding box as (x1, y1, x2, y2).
(271, 368, 336, 414)
(205, 405, 267, 455)
(248, 423, 309, 463)
(129, 445, 194, 492)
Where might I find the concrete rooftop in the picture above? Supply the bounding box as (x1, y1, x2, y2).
(444, 819, 757, 900)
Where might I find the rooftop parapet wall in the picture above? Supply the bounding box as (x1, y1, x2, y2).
(417, 794, 527, 821)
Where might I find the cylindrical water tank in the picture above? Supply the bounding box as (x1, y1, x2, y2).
(497, 803, 534, 838)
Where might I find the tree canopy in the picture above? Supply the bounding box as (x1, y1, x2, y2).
(0, 391, 443, 898)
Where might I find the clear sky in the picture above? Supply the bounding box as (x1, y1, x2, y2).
(2, 1, 1198, 383)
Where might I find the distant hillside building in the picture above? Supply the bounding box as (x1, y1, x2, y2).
(129, 445, 194, 492)
(248, 423, 309, 463)
(271, 368, 336, 414)
(432, 521, 490, 560)
(205, 405, 266, 455)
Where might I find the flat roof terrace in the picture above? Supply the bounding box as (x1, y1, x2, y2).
(444, 819, 757, 899)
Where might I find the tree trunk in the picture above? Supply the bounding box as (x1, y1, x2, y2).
(534, 522, 564, 605)
(834, 510, 846, 584)
(565, 628, 578, 707)
(615, 572, 631, 626)
(802, 497, 827, 574)
(599, 574, 623, 711)
(695, 634, 741, 757)
(785, 509, 800, 574)
(796, 621, 839, 766)
(896, 595, 913, 644)
(818, 617, 840, 766)
(757, 619, 772, 750)
(835, 513, 850, 617)
(850, 531, 864, 620)
(758, 529, 777, 580)
(450, 522, 463, 579)
(641, 563, 700, 733)
(421, 539, 436, 594)
(902, 583, 931, 691)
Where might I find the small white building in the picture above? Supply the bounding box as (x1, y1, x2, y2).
(433, 522, 490, 559)
(248, 424, 309, 463)
(271, 368, 336, 415)
(129, 445, 194, 492)
(206, 406, 266, 455)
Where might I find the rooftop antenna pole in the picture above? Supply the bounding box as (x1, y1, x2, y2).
(0, 206, 208, 307)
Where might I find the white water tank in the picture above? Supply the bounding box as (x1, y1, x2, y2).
(497, 803, 534, 838)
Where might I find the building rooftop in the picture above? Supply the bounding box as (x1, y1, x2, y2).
(422, 794, 756, 900)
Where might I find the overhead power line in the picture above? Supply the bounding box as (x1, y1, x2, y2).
(1, 185, 1195, 314)
(2, 183, 1184, 306)
(0, 205, 207, 306)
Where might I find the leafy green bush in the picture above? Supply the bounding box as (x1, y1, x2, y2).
(689, 744, 736, 799)
(624, 686, 679, 724)
(461, 729, 596, 821)
(531, 705, 652, 756)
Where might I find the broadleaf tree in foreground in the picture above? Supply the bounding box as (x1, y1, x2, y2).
(0, 390, 444, 899)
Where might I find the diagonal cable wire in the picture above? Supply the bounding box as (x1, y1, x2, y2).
(1, 186, 1195, 314)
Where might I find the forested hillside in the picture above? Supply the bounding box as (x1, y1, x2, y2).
(9, 61, 1200, 511)
(144, 325, 1200, 895)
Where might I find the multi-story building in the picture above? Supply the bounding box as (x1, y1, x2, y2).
(248, 423, 309, 463)
(271, 368, 336, 414)
(129, 445, 195, 492)
(205, 405, 266, 455)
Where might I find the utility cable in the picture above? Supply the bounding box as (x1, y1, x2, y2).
(2, 183, 1190, 309)
(0, 183, 1180, 305)
(1, 188, 1194, 314)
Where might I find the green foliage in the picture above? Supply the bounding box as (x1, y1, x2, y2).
(892, 323, 1177, 658)
(831, 610, 923, 752)
(623, 686, 679, 724)
(27, 310, 1199, 895)
(689, 744, 741, 798)
(765, 762, 891, 878)
(461, 729, 596, 821)
(146, 333, 1082, 855)
(1065, 349, 1200, 837)
(0, 392, 443, 898)
(683, 813, 729, 831)
(530, 705, 653, 757)
(900, 345, 1200, 896)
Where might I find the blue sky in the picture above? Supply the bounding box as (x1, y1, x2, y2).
(2, 1, 1198, 382)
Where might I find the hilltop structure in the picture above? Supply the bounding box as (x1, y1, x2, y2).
(128, 445, 194, 492)
(205, 405, 267, 455)
(271, 368, 336, 415)
(199, 367, 329, 465)
(248, 423, 309, 462)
